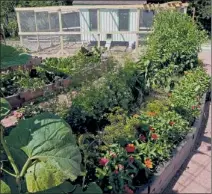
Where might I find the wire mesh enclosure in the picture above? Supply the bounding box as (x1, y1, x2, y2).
(15, 2, 188, 57)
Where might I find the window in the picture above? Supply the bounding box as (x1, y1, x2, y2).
(62, 12, 80, 31)
(118, 9, 129, 31)
(139, 10, 154, 28)
(106, 34, 112, 39)
(89, 9, 97, 31)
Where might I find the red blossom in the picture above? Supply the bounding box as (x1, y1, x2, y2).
(191, 106, 195, 110)
(151, 133, 159, 140)
(125, 144, 135, 153)
(99, 158, 109, 166)
(114, 170, 119, 174)
(169, 121, 175, 126)
(168, 93, 172, 97)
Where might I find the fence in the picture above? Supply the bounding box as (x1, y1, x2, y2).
(15, 2, 188, 56)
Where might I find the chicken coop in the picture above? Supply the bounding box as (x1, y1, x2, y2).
(15, 1, 188, 56)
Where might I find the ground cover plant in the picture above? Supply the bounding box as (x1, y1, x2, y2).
(0, 10, 211, 194)
(44, 47, 117, 87)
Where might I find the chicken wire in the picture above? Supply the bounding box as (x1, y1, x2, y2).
(16, 5, 187, 57)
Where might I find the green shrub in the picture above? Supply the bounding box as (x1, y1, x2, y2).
(138, 10, 207, 90)
(67, 60, 146, 131)
(170, 67, 210, 122)
(102, 107, 140, 144)
(145, 99, 170, 114)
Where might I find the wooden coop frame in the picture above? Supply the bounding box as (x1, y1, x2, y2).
(15, 1, 188, 54)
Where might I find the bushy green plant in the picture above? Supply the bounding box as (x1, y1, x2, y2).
(138, 10, 207, 90)
(170, 67, 210, 122)
(67, 60, 145, 131)
(145, 99, 170, 115)
(102, 107, 140, 144)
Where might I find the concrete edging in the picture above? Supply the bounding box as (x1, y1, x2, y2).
(136, 93, 207, 194)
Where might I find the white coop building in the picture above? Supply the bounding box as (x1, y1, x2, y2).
(15, 1, 188, 55)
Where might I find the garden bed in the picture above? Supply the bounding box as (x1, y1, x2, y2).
(1, 65, 71, 108)
(136, 93, 207, 194)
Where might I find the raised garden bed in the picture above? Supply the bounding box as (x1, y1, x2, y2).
(1, 65, 71, 108)
(136, 93, 207, 194)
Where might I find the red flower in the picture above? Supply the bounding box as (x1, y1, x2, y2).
(129, 156, 134, 163)
(149, 126, 155, 132)
(169, 121, 175, 126)
(139, 134, 146, 142)
(99, 158, 109, 166)
(168, 93, 172, 97)
(151, 133, 159, 140)
(118, 164, 124, 170)
(124, 185, 134, 194)
(13, 111, 23, 119)
(125, 144, 135, 153)
(114, 170, 119, 174)
(191, 106, 195, 110)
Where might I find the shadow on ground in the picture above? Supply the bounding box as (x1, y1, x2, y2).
(163, 100, 211, 194)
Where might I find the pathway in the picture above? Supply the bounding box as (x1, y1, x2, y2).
(164, 48, 211, 193)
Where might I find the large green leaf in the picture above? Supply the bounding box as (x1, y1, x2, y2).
(36, 181, 76, 193)
(5, 113, 82, 193)
(0, 98, 11, 120)
(0, 180, 11, 194)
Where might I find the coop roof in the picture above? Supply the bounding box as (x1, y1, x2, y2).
(73, 0, 147, 5)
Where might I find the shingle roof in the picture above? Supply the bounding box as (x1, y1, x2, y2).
(73, 0, 147, 5)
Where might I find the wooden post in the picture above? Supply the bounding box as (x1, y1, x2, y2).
(1, 24, 6, 45)
(48, 12, 53, 47)
(34, 12, 41, 51)
(97, 9, 100, 48)
(136, 8, 141, 53)
(16, 11, 23, 46)
(58, 9, 64, 54)
(192, 7, 195, 22)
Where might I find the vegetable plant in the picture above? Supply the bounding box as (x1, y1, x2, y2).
(0, 98, 82, 193)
